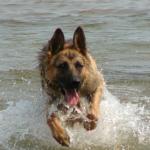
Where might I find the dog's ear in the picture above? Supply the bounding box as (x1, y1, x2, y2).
(73, 26, 87, 55)
(49, 28, 65, 55)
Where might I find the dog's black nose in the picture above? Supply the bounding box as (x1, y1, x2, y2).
(72, 76, 81, 89)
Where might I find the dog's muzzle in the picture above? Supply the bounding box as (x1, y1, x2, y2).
(70, 76, 81, 90)
(59, 76, 81, 107)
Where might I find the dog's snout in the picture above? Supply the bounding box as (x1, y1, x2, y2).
(59, 75, 81, 90)
(72, 76, 81, 89)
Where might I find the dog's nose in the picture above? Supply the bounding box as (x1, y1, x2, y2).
(72, 76, 81, 89)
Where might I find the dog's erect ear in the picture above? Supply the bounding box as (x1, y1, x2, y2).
(73, 26, 86, 55)
(49, 28, 65, 55)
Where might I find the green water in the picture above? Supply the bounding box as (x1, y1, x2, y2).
(0, 0, 150, 150)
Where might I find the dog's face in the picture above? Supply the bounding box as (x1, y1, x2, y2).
(43, 27, 90, 106)
(50, 50, 85, 90)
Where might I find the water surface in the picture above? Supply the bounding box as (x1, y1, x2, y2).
(0, 0, 150, 150)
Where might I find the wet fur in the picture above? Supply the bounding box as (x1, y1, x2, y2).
(38, 27, 104, 146)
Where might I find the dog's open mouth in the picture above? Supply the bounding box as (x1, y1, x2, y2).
(63, 89, 79, 107)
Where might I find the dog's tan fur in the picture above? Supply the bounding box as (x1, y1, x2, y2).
(38, 27, 104, 146)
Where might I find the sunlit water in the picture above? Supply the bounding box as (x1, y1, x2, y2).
(0, 0, 150, 150)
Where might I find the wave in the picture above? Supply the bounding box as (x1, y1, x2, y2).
(0, 87, 149, 150)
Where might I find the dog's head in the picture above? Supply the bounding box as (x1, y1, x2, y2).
(41, 27, 90, 106)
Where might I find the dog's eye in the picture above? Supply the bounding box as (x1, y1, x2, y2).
(57, 62, 68, 70)
(75, 61, 83, 69)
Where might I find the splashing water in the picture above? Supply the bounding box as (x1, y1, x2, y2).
(0, 87, 149, 150)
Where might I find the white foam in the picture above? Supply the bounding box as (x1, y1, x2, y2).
(67, 89, 150, 146)
(0, 88, 149, 149)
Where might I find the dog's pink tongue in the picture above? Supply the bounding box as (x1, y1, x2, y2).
(65, 90, 79, 106)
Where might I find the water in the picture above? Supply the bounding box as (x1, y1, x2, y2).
(0, 0, 150, 149)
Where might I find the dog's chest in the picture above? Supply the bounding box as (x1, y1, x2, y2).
(47, 97, 90, 125)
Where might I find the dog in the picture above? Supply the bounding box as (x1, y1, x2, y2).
(38, 26, 104, 146)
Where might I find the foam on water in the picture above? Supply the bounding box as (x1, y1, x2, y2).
(0, 88, 149, 149)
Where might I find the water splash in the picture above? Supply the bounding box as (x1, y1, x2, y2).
(0, 88, 149, 150)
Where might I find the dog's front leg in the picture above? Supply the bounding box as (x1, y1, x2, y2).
(85, 86, 103, 130)
(47, 113, 70, 147)
(87, 85, 103, 120)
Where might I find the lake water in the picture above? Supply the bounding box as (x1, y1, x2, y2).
(0, 0, 150, 150)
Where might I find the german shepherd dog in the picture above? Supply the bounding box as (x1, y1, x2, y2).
(38, 27, 104, 146)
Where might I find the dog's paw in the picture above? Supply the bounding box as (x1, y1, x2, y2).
(87, 112, 98, 121)
(83, 120, 97, 131)
(53, 130, 70, 147)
